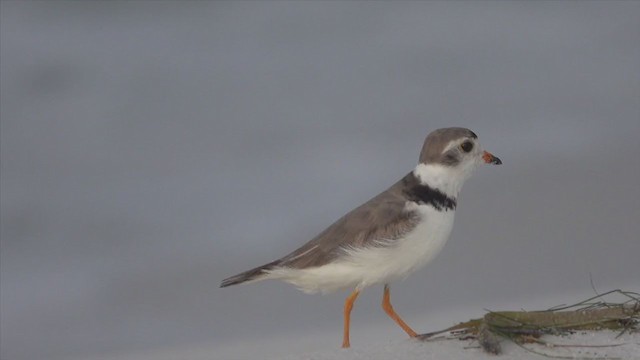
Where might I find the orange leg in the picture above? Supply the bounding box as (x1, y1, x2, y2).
(382, 284, 417, 338)
(342, 289, 360, 348)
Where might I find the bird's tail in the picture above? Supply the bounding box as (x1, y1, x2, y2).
(220, 260, 281, 288)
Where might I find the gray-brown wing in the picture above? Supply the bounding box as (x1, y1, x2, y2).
(277, 174, 420, 269)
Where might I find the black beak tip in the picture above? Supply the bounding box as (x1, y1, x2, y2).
(493, 157, 502, 165)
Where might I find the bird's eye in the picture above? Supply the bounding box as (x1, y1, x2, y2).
(460, 141, 473, 153)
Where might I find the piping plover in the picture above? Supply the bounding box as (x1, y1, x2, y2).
(221, 127, 501, 348)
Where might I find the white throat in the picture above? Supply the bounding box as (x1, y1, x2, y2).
(413, 163, 470, 198)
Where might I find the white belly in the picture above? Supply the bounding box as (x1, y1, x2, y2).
(267, 204, 455, 294)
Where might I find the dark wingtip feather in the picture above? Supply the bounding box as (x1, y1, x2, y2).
(220, 274, 247, 288)
(219, 260, 280, 288)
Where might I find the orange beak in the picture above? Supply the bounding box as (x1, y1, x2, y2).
(483, 151, 502, 165)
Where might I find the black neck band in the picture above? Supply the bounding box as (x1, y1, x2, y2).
(403, 175, 457, 211)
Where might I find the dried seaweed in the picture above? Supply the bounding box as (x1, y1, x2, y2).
(418, 289, 639, 358)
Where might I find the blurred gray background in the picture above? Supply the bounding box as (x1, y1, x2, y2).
(1, 1, 639, 360)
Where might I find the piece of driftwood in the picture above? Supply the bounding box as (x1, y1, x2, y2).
(418, 290, 639, 356)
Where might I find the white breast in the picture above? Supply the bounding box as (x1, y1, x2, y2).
(266, 203, 455, 294)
